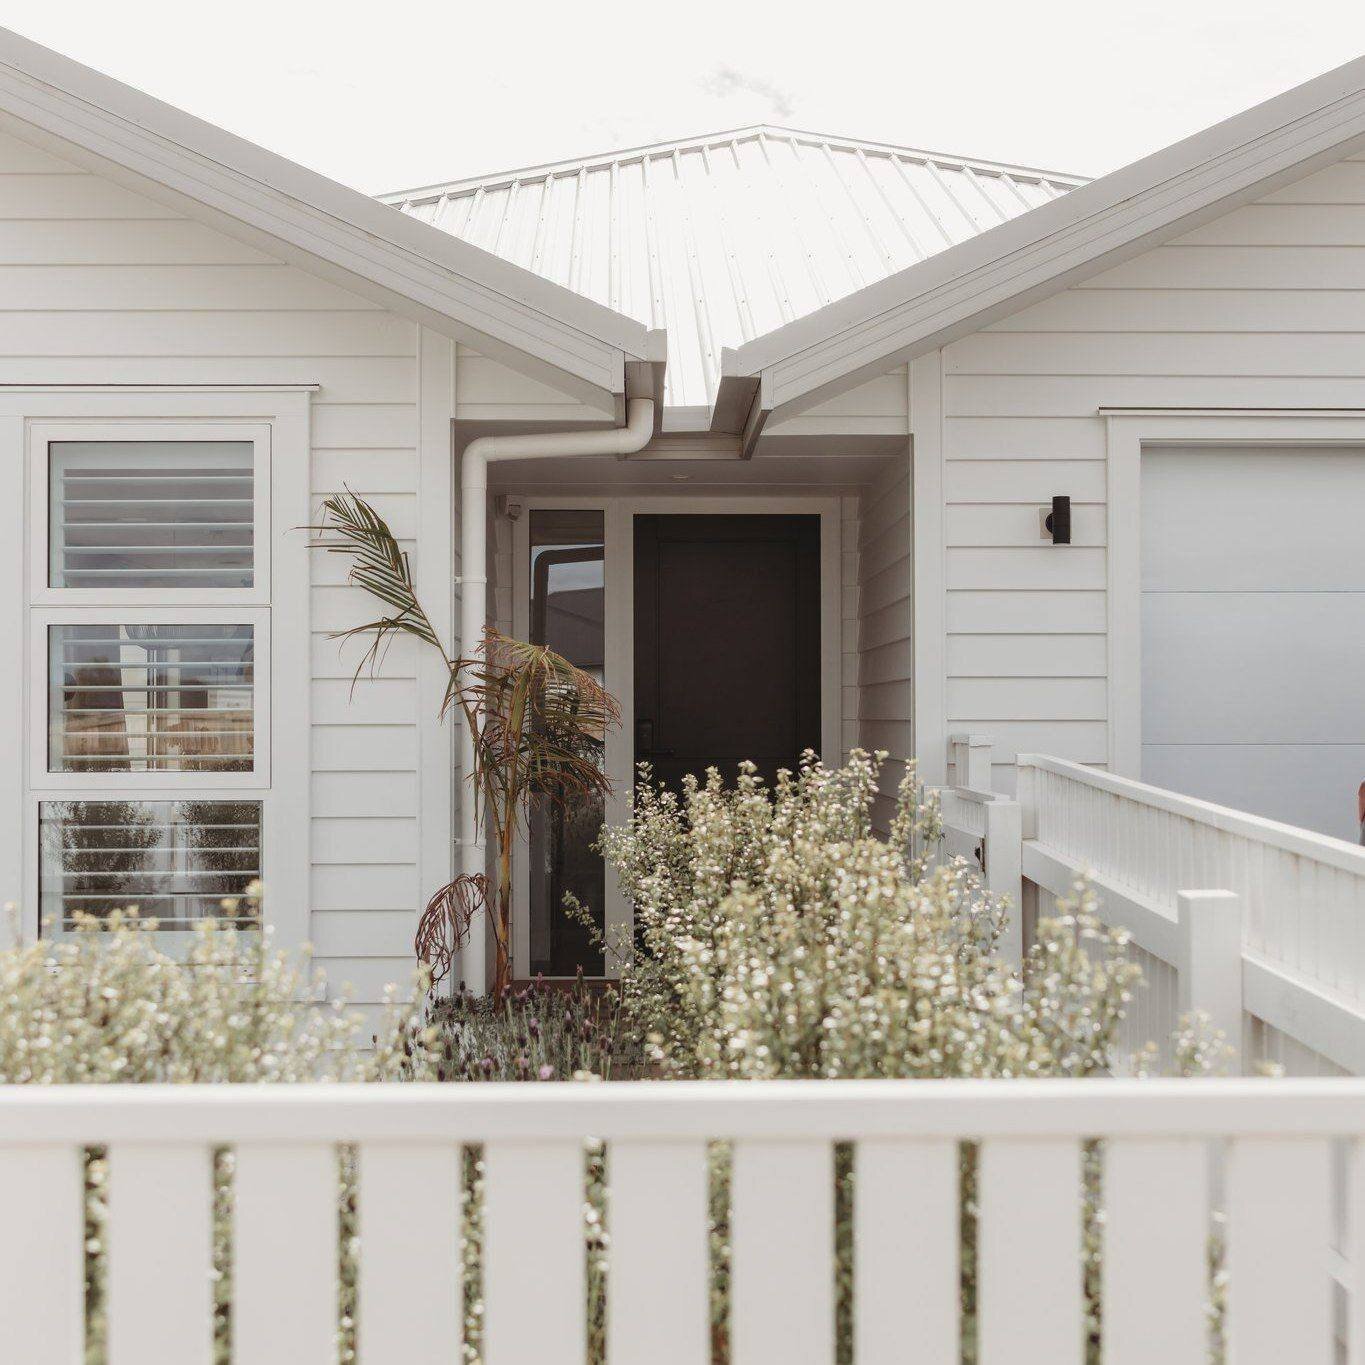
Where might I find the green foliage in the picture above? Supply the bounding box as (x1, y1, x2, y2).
(309, 491, 619, 994)
(0, 751, 1228, 1364)
(598, 748, 1143, 1083)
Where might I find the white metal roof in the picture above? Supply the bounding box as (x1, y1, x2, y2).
(382, 127, 1085, 409)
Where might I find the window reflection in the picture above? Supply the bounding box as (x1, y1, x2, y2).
(50, 624, 254, 773)
(528, 510, 605, 976)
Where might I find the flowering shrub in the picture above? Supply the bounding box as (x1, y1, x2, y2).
(0, 754, 1226, 1365)
(599, 749, 1144, 1083)
(0, 905, 366, 1085)
(589, 750, 1222, 1363)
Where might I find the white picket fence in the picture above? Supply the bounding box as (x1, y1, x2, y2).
(1, 1079, 1364, 1364)
(937, 739, 1365, 1079)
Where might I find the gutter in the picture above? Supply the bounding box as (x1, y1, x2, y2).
(456, 397, 657, 991)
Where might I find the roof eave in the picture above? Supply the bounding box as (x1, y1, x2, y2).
(721, 52, 1365, 425)
(0, 26, 659, 411)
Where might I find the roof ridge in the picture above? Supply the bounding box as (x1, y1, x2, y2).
(379, 125, 1089, 205)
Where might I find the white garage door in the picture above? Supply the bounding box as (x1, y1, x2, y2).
(1142, 446, 1365, 844)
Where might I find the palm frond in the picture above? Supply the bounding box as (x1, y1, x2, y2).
(307, 489, 451, 685)
(306, 494, 624, 995)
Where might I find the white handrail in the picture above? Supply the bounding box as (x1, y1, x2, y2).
(1019, 753, 1365, 877)
(1016, 752, 1365, 1077)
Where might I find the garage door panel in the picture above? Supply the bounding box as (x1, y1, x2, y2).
(1143, 593, 1365, 743)
(1142, 446, 1365, 841)
(1141, 744, 1365, 844)
(1142, 448, 1365, 592)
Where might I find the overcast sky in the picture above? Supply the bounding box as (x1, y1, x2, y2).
(6, 2, 1365, 194)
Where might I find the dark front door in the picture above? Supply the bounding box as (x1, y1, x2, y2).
(634, 514, 821, 790)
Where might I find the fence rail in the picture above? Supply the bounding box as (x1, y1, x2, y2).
(1, 1079, 1364, 1364)
(1015, 752, 1365, 1077)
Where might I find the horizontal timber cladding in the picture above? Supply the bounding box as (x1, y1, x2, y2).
(0, 127, 429, 1005)
(855, 457, 913, 830)
(938, 148, 1365, 790)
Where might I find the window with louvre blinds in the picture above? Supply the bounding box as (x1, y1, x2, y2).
(29, 424, 272, 939)
(48, 441, 255, 591)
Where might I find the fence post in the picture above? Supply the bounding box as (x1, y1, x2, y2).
(1176, 890, 1243, 1067)
(949, 733, 994, 793)
(984, 798, 1024, 966)
(1015, 758, 1037, 841)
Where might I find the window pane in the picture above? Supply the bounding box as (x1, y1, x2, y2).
(49, 624, 254, 773)
(40, 799, 262, 934)
(528, 510, 605, 976)
(50, 441, 254, 589)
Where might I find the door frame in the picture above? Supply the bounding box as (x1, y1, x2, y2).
(1104, 409, 1365, 780)
(509, 492, 842, 978)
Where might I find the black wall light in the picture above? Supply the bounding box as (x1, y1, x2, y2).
(1045, 495, 1071, 545)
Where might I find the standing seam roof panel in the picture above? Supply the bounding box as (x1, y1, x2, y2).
(382, 126, 1086, 408)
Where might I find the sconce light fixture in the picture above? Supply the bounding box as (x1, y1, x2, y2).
(1044, 494, 1071, 545)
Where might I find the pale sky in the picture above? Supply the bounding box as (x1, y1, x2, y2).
(6, 1, 1365, 195)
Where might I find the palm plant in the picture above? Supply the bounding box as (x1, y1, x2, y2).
(309, 491, 619, 995)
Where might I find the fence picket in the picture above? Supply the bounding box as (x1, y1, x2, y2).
(978, 1137, 1082, 1365)
(234, 1143, 339, 1365)
(1228, 1137, 1332, 1363)
(358, 1142, 462, 1364)
(483, 1140, 584, 1365)
(854, 1137, 958, 1364)
(1102, 1138, 1207, 1365)
(608, 1140, 709, 1365)
(0, 1145, 83, 1365)
(108, 1144, 213, 1365)
(1349, 1138, 1365, 1365)
(731, 1139, 833, 1365)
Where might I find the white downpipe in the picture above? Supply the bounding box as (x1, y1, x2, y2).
(457, 398, 655, 992)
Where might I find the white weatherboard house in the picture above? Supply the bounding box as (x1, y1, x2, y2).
(2, 25, 1365, 1014)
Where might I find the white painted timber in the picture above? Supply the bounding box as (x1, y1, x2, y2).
(233, 1143, 339, 1365)
(1102, 1138, 1209, 1365)
(483, 1140, 585, 1365)
(358, 1142, 463, 1364)
(0, 130, 600, 1001)
(897, 153, 1365, 791)
(1018, 753, 1365, 1076)
(857, 453, 914, 820)
(0, 1081, 1362, 1364)
(730, 1139, 833, 1365)
(1228, 1137, 1333, 1363)
(727, 58, 1365, 418)
(1177, 890, 1244, 1049)
(107, 1144, 213, 1365)
(608, 1140, 710, 1365)
(0, 1144, 83, 1365)
(978, 1137, 1083, 1365)
(0, 32, 651, 410)
(854, 1138, 958, 1364)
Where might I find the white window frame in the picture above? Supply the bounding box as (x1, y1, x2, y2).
(0, 388, 313, 951)
(29, 419, 271, 607)
(32, 605, 271, 792)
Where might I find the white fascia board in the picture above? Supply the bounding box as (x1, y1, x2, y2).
(727, 53, 1365, 423)
(0, 26, 659, 410)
